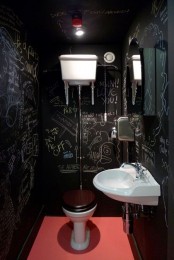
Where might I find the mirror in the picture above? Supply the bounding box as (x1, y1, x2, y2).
(126, 38, 143, 115)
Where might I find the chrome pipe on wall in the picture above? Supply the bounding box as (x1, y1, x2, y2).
(78, 85, 83, 190)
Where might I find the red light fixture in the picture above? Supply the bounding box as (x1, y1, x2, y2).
(72, 12, 82, 28)
(72, 12, 85, 37)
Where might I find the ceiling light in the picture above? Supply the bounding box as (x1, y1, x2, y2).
(75, 28, 84, 36)
(72, 12, 85, 37)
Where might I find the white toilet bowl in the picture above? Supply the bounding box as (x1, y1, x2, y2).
(62, 189, 97, 250)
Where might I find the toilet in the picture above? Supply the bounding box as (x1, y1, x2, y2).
(62, 189, 97, 250)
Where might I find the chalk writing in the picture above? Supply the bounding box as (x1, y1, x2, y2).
(143, 48, 156, 115)
(58, 164, 79, 173)
(97, 79, 119, 105)
(87, 151, 101, 162)
(46, 127, 59, 135)
(160, 6, 168, 24)
(151, 0, 165, 18)
(0, 5, 23, 29)
(159, 136, 168, 156)
(50, 9, 130, 18)
(140, 23, 168, 147)
(128, 24, 140, 45)
(50, 96, 65, 107)
(0, 6, 39, 259)
(45, 137, 65, 156)
(14, 31, 39, 61)
(0, 175, 16, 260)
(52, 111, 78, 138)
(161, 176, 168, 228)
(63, 105, 78, 117)
(83, 164, 104, 173)
(122, 54, 128, 115)
(161, 158, 169, 173)
(44, 127, 77, 159)
(142, 145, 155, 167)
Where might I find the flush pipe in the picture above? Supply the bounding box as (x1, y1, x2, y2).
(91, 82, 95, 105)
(122, 202, 156, 234)
(104, 65, 107, 122)
(64, 81, 69, 105)
(78, 85, 83, 190)
(65, 83, 94, 189)
(122, 203, 133, 234)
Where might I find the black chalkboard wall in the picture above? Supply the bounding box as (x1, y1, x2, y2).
(0, 5, 41, 259)
(122, 1, 168, 259)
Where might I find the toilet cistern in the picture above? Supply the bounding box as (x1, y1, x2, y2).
(59, 54, 98, 105)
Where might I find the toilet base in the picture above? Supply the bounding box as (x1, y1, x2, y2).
(71, 227, 90, 250)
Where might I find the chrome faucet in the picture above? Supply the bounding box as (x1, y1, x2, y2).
(120, 162, 145, 179)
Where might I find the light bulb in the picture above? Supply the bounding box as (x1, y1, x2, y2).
(75, 28, 84, 36)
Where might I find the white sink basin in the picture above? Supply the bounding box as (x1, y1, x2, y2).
(93, 165, 161, 205)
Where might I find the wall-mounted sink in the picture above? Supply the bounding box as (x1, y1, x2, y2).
(93, 164, 161, 205)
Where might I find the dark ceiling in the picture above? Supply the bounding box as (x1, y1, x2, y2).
(2, 0, 147, 48)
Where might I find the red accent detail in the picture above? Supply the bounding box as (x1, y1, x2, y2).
(72, 18, 82, 28)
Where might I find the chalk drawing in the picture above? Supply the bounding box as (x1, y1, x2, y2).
(0, 7, 39, 259)
(140, 23, 168, 147)
(50, 8, 130, 18)
(159, 6, 168, 25)
(142, 144, 155, 167)
(159, 136, 168, 156)
(52, 111, 78, 138)
(151, 0, 165, 18)
(161, 176, 168, 228)
(57, 164, 79, 174)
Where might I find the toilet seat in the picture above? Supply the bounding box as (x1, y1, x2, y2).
(62, 189, 96, 213)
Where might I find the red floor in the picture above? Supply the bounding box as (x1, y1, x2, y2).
(28, 217, 134, 260)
